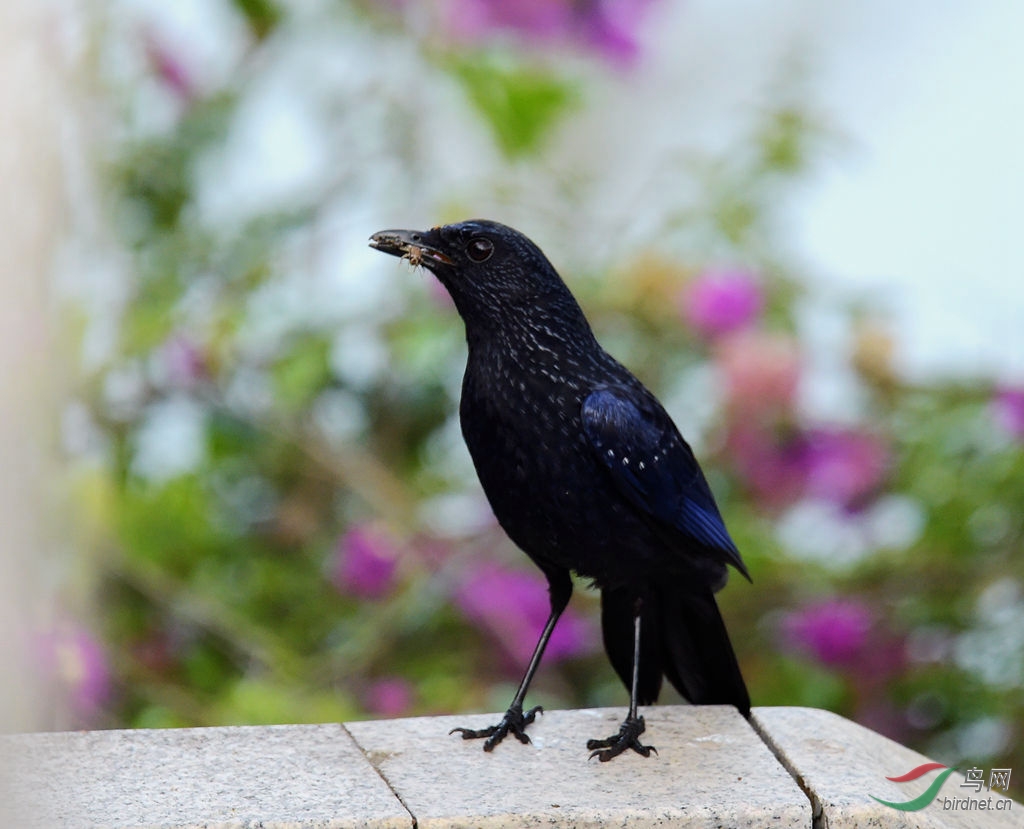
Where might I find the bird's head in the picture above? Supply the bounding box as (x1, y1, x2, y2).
(370, 220, 584, 332)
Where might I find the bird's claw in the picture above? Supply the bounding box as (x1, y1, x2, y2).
(449, 703, 543, 752)
(586, 714, 656, 762)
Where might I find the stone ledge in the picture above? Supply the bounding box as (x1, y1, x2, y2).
(346, 705, 807, 828)
(0, 723, 412, 829)
(752, 707, 1018, 829)
(0, 707, 1018, 828)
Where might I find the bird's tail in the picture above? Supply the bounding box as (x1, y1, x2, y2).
(657, 586, 750, 716)
(601, 585, 750, 716)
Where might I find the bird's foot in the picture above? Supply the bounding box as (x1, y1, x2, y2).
(449, 703, 542, 752)
(587, 714, 656, 762)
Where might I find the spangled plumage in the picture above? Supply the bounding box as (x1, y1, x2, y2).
(581, 388, 749, 582)
(370, 219, 750, 759)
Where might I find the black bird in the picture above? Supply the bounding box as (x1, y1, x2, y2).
(370, 220, 750, 761)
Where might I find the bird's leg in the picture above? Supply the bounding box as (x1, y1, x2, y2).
(588, 599, 657, 761)
(450, 569, 572, 751)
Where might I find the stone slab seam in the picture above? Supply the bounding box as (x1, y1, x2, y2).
(341, 721, 419, 828)
(748, 711, 824, 829)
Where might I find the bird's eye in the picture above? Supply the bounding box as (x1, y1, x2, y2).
(466, 237, 494, 263)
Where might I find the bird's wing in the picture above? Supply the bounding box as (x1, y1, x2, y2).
(581, 388, 750, 580)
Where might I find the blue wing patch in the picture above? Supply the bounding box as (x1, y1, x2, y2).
(680, 498, 737, 554)
(582, 388, 749, 580)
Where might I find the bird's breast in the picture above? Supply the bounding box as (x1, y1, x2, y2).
(458, 357, 648, 582)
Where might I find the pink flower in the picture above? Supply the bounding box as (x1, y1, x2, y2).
(780, 599, 873, 667)
(728, 425, 889, 509)
(716, 330, 800, 419)
(34, 624, 111, 721)
(803, 428, 890, 507)
(726, 425, 809, 508)
(143, 31, 197, 102)
(454, 563, 596, 665)
(447, 0, 569, 41)
(443, 0, 656, 66)
(680, 268, 764, 340)
(331, 524, 399, 599)
(153, 335, 207, 389)
(575, 0, 657, 66)
(364, 677, 414, 718)
(993, 386, 1024, 439)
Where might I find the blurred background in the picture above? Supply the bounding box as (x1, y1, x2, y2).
(4, 0, 1021, 797)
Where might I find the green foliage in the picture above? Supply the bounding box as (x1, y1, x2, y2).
(271, 335, 333, 412)
(449, 54, 579, 158)
(231, 0, 283, 40)
(117, 477, 226, 573)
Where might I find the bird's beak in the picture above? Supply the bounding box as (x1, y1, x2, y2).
(369, 228, 454, 269)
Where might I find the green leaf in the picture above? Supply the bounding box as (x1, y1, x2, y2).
(133, 705, 192, 729)
(231, 0, 283, 40)
(213, 678, 356, 726)
(271, 334, 332, 412)
(448, 55, 578, 158)
(117, 476, 228, 574)
(753, 656, 849, 710)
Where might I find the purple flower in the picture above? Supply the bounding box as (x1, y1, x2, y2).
(803, 428, 889, 508)
(153, 335, 207, 390)
(447, 0, 569, 41)
(364, 677, 414, 718)
(455, 563, 596, 665)
(993, 386, 1024, 439)
(443, 0, 656, 66)
(780, 599, 873, 667)
(727, 424, 889, 510)
(575, 0, 657, 65)
(34, 625, 111, 721)
(331, 524, 399, 599)
(143, 31, 196, 102)
(726, 425, 809, 508)
(680, 268, 764, 340)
